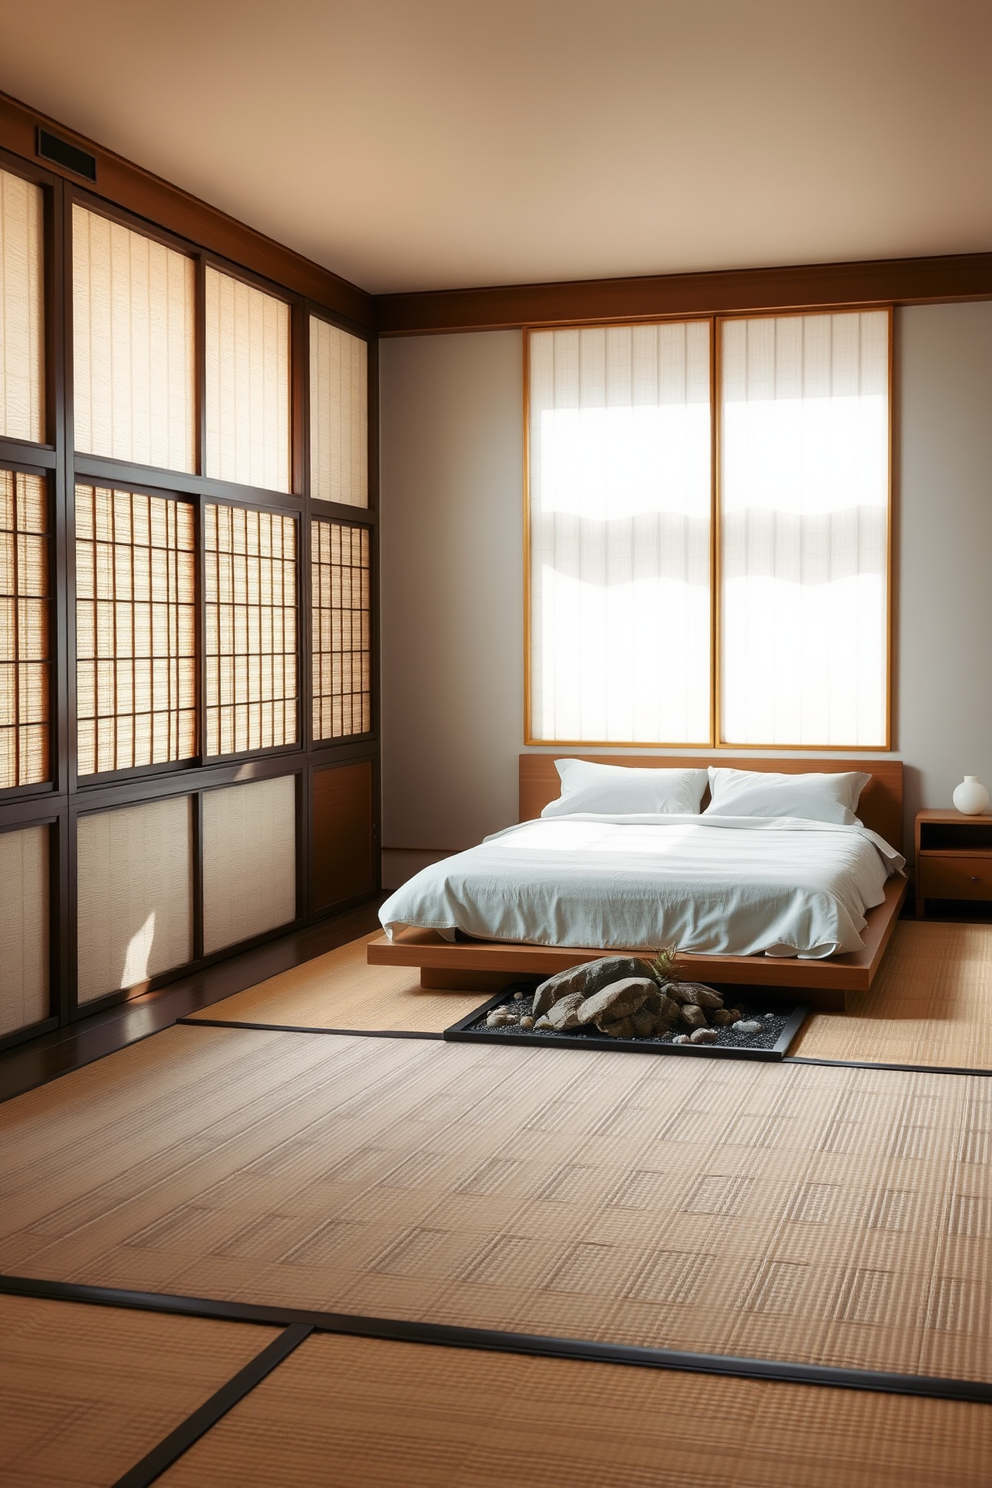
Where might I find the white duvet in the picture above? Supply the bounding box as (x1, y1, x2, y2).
(379, 814, 905, 959)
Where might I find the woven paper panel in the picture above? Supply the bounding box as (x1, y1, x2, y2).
(205, 268, 290, 493)
(312, 519, 371, 739)
(75, 484, 196, 776)
(0, 824, 48, 1036)
(310, 317, 367, 507)
(0, 168, 44, 443)
(720, 311, 889, 747)
(201, 775, 296, 954)
(76, 796, 193, 1004)
(0, 468, 50, 787)
(528, 321, 712, 745)
(204, 503, 297, 756)
(72, 206, 195, 472)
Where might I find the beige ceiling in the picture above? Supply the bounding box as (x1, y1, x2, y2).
(1, 0, 990, 295)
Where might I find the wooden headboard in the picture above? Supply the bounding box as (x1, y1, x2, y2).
(519, 754, 904, 852)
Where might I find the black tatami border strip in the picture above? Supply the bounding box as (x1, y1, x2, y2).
(112, 1323, 313, 1488)
(177, 1016, 444, 1040)
(786, 1055, 992, 1077)
(3, 1273, 989, 1408)
(177, 1015, 992, 1076)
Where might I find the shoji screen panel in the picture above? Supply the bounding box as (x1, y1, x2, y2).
(204, 504, 297, 756)
(205, 268, 290, 493)
(0, 167, 44, 443)
(75, 485, 196, 776)
(528, 322, 713, 745)
(310, 317, 367, 507)
(312, 519, 371, 740)
(0, 468, 51, 787)
(202, 775, 296, 954)
(76, 796, 193, 1004)
(719, 311, 890, 747)
(72, 207, 196, 471)
(0, 825, 49, 1035)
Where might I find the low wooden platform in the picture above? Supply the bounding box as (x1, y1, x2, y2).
(369, 754, 908, 1012)
(368, 875, 908, 1011)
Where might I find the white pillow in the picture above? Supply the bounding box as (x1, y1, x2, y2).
(541, 759, 709, 818)
(703, 767, 871, 825)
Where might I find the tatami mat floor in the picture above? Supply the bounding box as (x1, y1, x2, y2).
(2, 919, 991, 1485)
(188, 921, 992, 1072)
(0, 1293, 277, 1488)
(185, 932, 482, 1032)
(157, 1332, 992, 1488)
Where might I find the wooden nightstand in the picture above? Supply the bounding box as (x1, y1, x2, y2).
(915, 808, 992, 917)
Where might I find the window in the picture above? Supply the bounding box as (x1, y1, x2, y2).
(72, 207, 196, 472)
(75, 484, 196, 776)
(204, 503, 298, 756)
(526, 310, 890, 748)
(312, 517, 371, 740)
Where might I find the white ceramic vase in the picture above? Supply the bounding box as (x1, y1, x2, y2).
(952, 775, 990, 815)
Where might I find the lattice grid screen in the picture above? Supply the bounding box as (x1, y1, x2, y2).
(0, 167, 45, 444)
(1, 468, 50, 787)
(72, 205, 196, 472)
(312, 518, 371, 740)
(204, 504, 297, 756)
(75, 485, 196, 776)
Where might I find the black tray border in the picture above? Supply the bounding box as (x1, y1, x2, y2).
(444, 989, 810, 1061)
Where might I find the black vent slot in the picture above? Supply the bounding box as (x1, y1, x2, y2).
(36, 128, 97, 182)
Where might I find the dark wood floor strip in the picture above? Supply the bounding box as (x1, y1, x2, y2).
(177, 1016, 444, 1040)
(112, 1323, 313, 1488)
(2, 1274, 988, 1407)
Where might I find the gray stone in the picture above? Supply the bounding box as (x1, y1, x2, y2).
(671, 1034, 690, 1045)
(600, 1016, 635, 1038)
(678, 1004, 708, 1030)
(689, 1027, 719, 1044)
(575, 976, 655, 1027)
(534, 1015, 553, 1031)
(655, 993, 681, 1029)
(532, 956, 656, 1017)
(545, 992, 586, 1031)
(674, 982, 724, 1009)
(486, 1009, 514, 1028)
(736, 1019, 763, 1034)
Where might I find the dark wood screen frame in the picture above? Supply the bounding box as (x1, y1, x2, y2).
(0, 125, 380, 1053)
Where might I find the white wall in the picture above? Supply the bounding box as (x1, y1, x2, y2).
(898, 301, 992, 824)
(379, 304, 992, 881)
(379, 331, 523, 887)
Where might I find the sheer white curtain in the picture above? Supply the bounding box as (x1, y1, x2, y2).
(720, 311, 889, 747)
(528, 322, 712, 744)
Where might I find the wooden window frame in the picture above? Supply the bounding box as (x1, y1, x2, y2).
(524, 308, 894, 753)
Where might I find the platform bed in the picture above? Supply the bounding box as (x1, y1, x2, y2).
(368, 755, 907, 1012)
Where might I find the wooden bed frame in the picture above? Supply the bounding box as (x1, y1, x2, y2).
(367, 755, 908, 1011)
